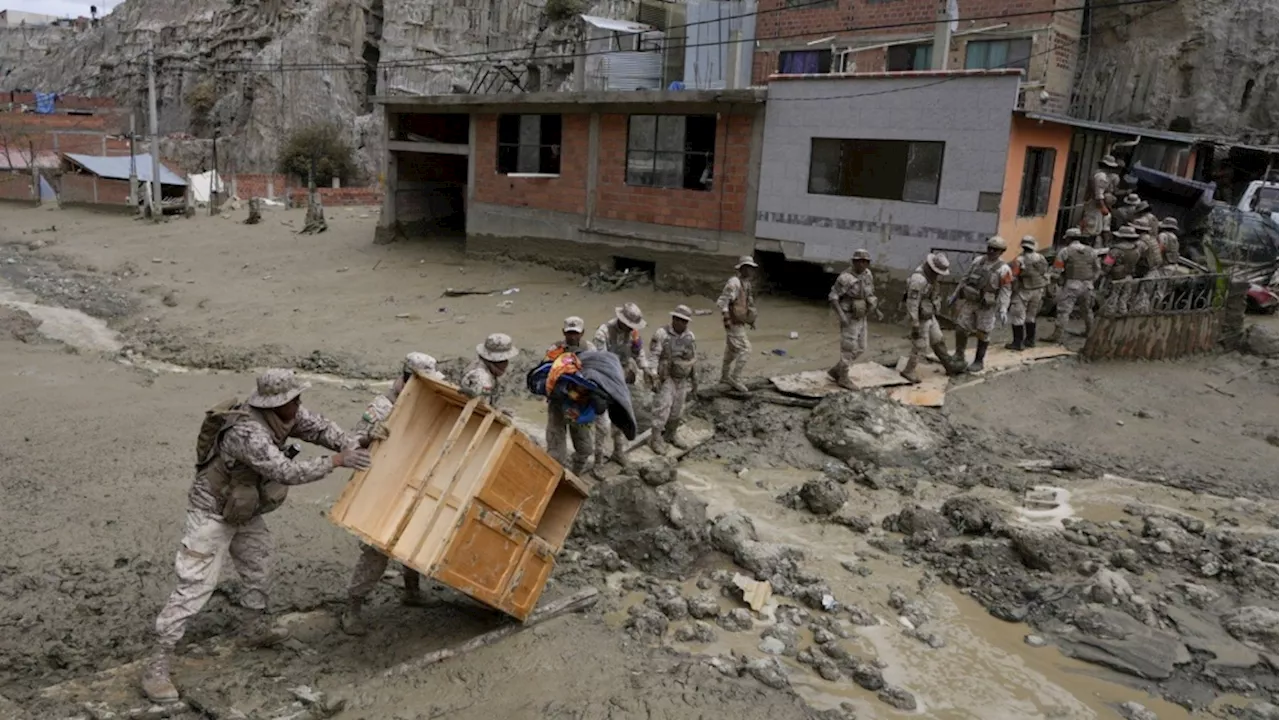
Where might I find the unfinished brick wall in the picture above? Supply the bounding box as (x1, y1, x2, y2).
(0, 171, 35, 200)
(471, 113, 590, 215)
(286, 187, 383, 206)
(594, 112, 752, 233)
(234, 173, 288, 199)
(58, 173, 97, 204)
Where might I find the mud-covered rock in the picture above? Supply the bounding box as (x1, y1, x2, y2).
(760, 624, 799, 657)
(1118, 701, 1158, 720)
(673, 621, 718, 644)
(717, 608, 754, 632)
(830, 511, 873, 533)
(573, 474, 707, 576)
(1006, 526, 1078, 573)
(877, 686, 917, 711)
(709, 511, 758, 555)
(624, 606, 669, 638)
(1087, 568, 1134, 605)
(638, 456, 677, 487)
(687, 593, 720, 620)
(941, 495, 1004, 535)
(849, 661, 885, 691)
(1240, 324, 1279, 357)
(798, 478, 848, 515)
(812, 656, 843, 682)
(734, 541, 805, 580)
(656, 595, 689, 620)
(847, 604, 878, 626)
(805, 391, 938, 467)
(882, 506, 952, 537)
(1221, 606, 1279, 652)
(744, 657, 790, 690)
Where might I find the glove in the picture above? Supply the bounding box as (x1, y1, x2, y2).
(370, 422, 391, 441)
(334, 448, 372, 471)
(998, 309, 1008, 326)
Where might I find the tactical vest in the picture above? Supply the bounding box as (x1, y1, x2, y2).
(836, 270, 873, 318)
(728, 279, 756, 325)
(904, 273, 938, 319)
(198, 402, 291, 525)
(960, 259, 1005, 306)
(1110, 242, 1141, 280)
(1062, 244, 1097, 282)
(1018, 253, 1050, 290)
(656, 328, 696, 380)
(1158, 232, 1180, 263)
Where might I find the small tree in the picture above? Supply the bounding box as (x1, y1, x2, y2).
(277, 124, 358, 187)
(184, 78, 218, 131)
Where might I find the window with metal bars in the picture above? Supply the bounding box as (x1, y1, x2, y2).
(625, 114, 717, 191)
(1017, 146, 1056, 217)
(496, 114, 562, 175)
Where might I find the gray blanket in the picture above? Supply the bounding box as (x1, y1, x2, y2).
(577, 351, 637, 440)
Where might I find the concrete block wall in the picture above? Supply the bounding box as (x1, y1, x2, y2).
(754, 74, 1021, 275)
(472, 113, 590, 216)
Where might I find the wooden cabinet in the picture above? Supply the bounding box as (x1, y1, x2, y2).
(329, 372, 590, 620)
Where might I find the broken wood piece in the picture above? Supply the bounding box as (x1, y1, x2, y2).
(1203, 382, 1236, 398)
(733, 573, 773, 612)
(442, 287, 501, 297)
(381, 587, 600, 678)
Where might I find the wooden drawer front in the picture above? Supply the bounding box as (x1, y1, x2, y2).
(478, 432, 562, 533)
(433, 502, 527, 607)
(501, 537, 556, 621)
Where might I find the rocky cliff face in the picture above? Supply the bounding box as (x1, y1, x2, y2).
(1072, 0, 1278, 144)
(0, 0, 621, 176)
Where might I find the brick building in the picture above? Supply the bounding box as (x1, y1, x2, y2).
(377, 89, 766, 288)
(751, 0, 1083, 112)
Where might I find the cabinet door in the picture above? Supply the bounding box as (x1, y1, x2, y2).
(432, 502, 527, 609)
(501, 537, 556, 621)
(476, 432, 562, 533)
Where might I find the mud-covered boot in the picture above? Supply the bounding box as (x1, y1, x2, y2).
(141, 649, 180, 703)
(900, 357, 921, 384)
(609, 444, 631, 468)
(1004, 325, 1025, 351)
(401, 570, 428, 607)
(967, 341, 989, 373)
(240, 608, 289, 648)
(340, 598, 368, 636)
(665, 426, 687, 450)
(1024, 322, 1038, 348)
(952, 332, 969, 366)
(649, 432, 668, 456)
(1045, 322, 1064, 344)
(931, 343, 961, 375)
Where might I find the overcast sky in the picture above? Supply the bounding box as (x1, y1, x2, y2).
(6, 0, 122, 17)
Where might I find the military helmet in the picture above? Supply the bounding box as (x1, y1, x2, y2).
(1020, 235, 1037, 250)
(986, 236, 1008, 251)
(850, 249, 871, 262)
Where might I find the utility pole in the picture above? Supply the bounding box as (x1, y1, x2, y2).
(210, 128, 219, 216)
(931, 0, 954, 71)
(147, 42, 162, 218)
(128, 112, 138, 210)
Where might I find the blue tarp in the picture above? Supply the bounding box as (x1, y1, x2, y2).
(64, 153, 187, 186)
(38, 176, 54, 200)
(34, 92, 55, 114)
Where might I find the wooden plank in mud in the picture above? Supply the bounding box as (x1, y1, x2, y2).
(770, 364, 911, 398)
(887, 375, 949, 407)
(625, 416, 714, 463)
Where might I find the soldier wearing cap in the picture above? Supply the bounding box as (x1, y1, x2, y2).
(143, 370, 372, 702)
(901, 252, 956, 383)
(1111, 193, 1145, 232)
(544, 317, 595, 474)
(1047, 227, 1100, 343)
(648, 305, 698, 454)
(948, 236, 1013, 372)
(461, 333, 519, 408)
(716, 255, 758, 393)
(827, 249, 881, 389)
(341, 353, 443, 636)
(1157, 217, 1180, 265)
(1006, 235, 1050, 351)
(1133, 215, 1163, 277)
(594, 303, 649, 467)
(1082, 155, 1121, 243)
(1101, 225, 1143, 316)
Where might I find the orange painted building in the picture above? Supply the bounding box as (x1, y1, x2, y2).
(997, 114, 1073, 256)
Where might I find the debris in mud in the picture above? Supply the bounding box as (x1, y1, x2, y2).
(581, 267, 651, 293)
(805, 391, 938, 467)
(849, 660, 885, 691)
(759, 624, 799, 657)
(0, 306, 43, 343)
(673, 620, 718, 643)
(688, 593, 720, 620)
(776, 477, 848, 516)
(733, 574, 773, 612)
(638, 456, 677, 487)
(1221, 606, 1279, 652)
(624, 605, 669, 638)
(744, 657, 790, 690)
(573, 471, 707, 577)
(877, 686, 918, 712)
(717, 608, 755, 632)
(1118, 701, 1159, 720)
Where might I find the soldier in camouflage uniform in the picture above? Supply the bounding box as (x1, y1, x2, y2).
(648, 305, 697, 455)
(827, 249, 881, 389)
(1111, 194, 1144, 231)
(1101, 224, 1142, 316)
(544, 317, 595, 473)
(142, 370, 372, 703)
(1081, 155, 1121, 245)
(1046, 228, 1100, 343)
(949, 236, 1013, 372)
(716, 256, 758, 393)
(1006, 235, 1050, 351)
(1133, 215, 1163, 278)
(901, 252, 955, 384)
(1157, 217, 1181, 265)
(593, 303, 649, 467)
(460, 333, 519, 409)
(340, 353, 443, 637)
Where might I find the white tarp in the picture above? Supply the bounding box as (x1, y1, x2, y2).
(188, 170, 224, 203)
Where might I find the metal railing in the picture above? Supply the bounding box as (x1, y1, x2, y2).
(1097, 272, 1227, 318)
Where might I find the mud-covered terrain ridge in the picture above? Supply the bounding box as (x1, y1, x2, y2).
(0, 205, 1277, 720)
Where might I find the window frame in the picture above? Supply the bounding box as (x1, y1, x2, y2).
(806, 137, 945, 205)
(1017, 146, 1056, 217)
(964, 37, 1033, 72)
(779, 49, 833, 74)
(496, 113, 562, 176)
(885, 43, 933, 72)
(625, 114, 717, 192)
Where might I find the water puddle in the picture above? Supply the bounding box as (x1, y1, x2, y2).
(0, 286, 122, 352)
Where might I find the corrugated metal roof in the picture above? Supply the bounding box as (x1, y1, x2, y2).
(64, 153, 187, 185)
(1017, 111, 1203, 146)
(581, 14, 654, 33)
(601, 52, 664, 91)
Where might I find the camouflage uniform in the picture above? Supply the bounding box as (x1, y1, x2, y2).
(716, 263, 757, 390)
(1007, 243, 1049, 350)
(953, 257, 1012, 339)
(1081, 170, 1114, 239)
(827, 264, 877, 384)
(544, 335, 596, 472)
(1158, 229, 1180, 265)
(648, 317, 697, 452)
(1048, 237, 1100, 342)
(593, 315, 648, 464)
(903, 260, 951, 380)
(460, 362, 503, 406)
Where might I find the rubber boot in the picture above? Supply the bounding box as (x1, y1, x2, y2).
(952, 332, 969, 366)
(718, 356, 734, 389)
(649, 431, 668, 456)
(967, 341, 989, 373)
(1025, 322, 1038, 348)
(900, 357, 920, 384)
(239, 608, 289, 648)
(140, 649, 180, 703)
(340, 597, 368, 636)
(931, 343, 962, 376)
(1045, 322, 1064, 344)
(401, 569, 428, 607)
(665, 425, 687, 450)
(1004, 325, 1025, 351)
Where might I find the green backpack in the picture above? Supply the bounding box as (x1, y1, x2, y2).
(195, 398, 250, 469)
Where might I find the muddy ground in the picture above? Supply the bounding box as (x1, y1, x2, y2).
(0, 204, 1277, 720)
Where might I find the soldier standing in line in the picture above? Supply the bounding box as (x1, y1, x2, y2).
(1046, 228, 1100, 343)
(544, 317, 595, 473)
(900, 252, 956, 384)
(1133, 215, 1163, 278)
(1005, 235, 1050, 351)
(1157, 217, 1181, 265)
(826, 248, 881, 389)
(1102, 225, 1143, 315)
(1081, 155, 1121, 245)
(142, 370, 372, 702)
(341, 352, 444, 636)
(1111, 193, 1144, 230)
(593, 303, 648, 467)
(460, 333, 519, 409)
(716, 256, 758, 393)
(647, 305, 697, 455)
(948, 236, 1013, 372)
